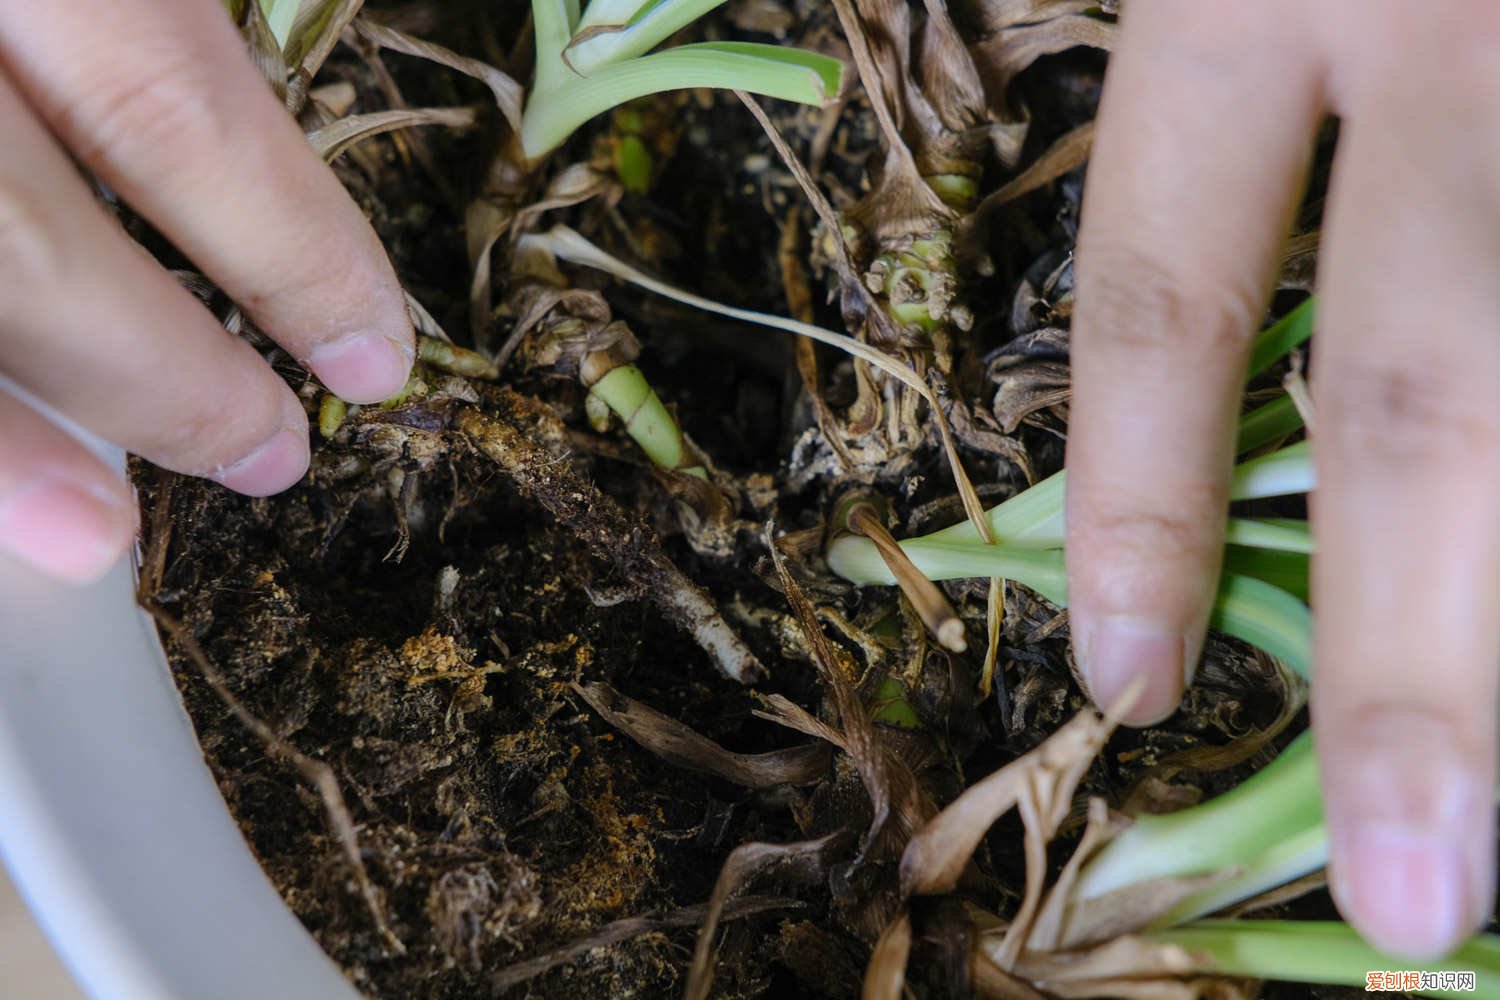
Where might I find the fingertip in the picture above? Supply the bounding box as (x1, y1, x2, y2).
(306, 329, 413, 405)
(213, 425, 310, 496)
(1077, 615, 1187, 725)
(1322, 709, 1495, 961)
(0, 476, 135, 584)
(1332, 826, 1488, 962)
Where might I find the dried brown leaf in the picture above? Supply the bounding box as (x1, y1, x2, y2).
(574, 681, 832, 789)
(1279, 229, 1319, 290)
(354, 17, 523, 130)
(490, 895, 796, 992)
(977, 119, 1095, 214)
(288, 0, 362, 78)
(862, 911, 913, 1000)
(900, 701, 1120, 898)
(768, 530, 930, 851)
(511, 162, 616, 235)
(974, 15, 1116, 97)
(918, 0, 990, 135)
(308, 106, 477, 162)
(971, 950, 1054, 1000)
(238, 0, 288, 97)
(990, 360, 1070, 433)
(684, 836, 845, 1000)
(1005, 934, 1196, 985)
(974, 0, 1096, 32)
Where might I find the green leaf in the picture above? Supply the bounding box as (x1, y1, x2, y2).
(1209, 572, 1311, 676)
(521, 41, 844, 159)
(1246, 296, 1315, 380)
(569, 0, 728, 73)
(1236, 394, 1304, 453)
(1150, 921, 1500, 998)
(258, 0, 299, 49)
(1224, 517, 1313, 554)
(1223, 546, 1310, 601)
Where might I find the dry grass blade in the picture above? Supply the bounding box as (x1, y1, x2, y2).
(733, 93, 905, 353)
(1005, 934, 1196, 989)
(141, 599, 404, 956)
(768, 537, 896, 845)
(829, 0, 921, 177)
(683, 835, 845, 1000)
(847, 503, 966, 652)
(975, 16, 1116, 96)
(1279, 230, 1319, 290)
(974, 0, 1096, 32)
(754, 692, 848, 749)
(899, 688, 1133, 898)
(976, 120, 1094, 216)
(285, 0, 364, 110)
(972, 950, 1054, 1000)
(489, 896, 796, 992)
(354, 17, 523, 130)
(238, 0, 289, 98)
(573, 681, 832, 788)
(863, 911, 913, 1000)
(511, 162, 617, 237)
(289, 0, 362, 74)
(308, 106, 477, 162)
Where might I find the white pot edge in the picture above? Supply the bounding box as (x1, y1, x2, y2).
(0, 435, 361, 1000)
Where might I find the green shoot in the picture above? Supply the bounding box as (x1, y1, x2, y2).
(588, 363, 706, 476)
(521, 1, 843, 161)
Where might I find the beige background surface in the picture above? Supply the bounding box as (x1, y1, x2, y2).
(0, 864, 86, 1000)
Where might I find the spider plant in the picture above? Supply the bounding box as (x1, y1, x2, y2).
(826, 297, 1318, 674)
(521, 0, 843, 163)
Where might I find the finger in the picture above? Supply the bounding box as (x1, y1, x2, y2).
(1312, 54, 1500, 959)
(1066, 1, 1323, 724)
(0, 74, 309, 496)
(0, 387, 136, 583)
(0, 0, 412, 404)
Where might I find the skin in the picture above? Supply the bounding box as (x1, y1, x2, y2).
(1070, 0, 1498, 961)
(0, 0, 1486, 966)
(0, 0, 414, 583)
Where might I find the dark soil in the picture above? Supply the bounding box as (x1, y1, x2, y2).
(136, 3, 1322, 998)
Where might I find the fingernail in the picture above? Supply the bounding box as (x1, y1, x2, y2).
(1338, 827, 1472, 960)
(307, 332, 413, 404)
(1081, 615, 1186, 725)
(1329, 721, 1492, 960)
(215, 428, 309, 496)
(0, 477, 133, 583)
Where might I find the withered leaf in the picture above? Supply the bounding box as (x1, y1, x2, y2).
(308, 107, 477, 163)
(573, 681, 832, 789)
(684, 835, 845, 1000)
(354, 17, 523, 131)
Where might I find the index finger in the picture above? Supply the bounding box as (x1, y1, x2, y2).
(1066, 1, 1322, 723)
(0, 0, 413, 404)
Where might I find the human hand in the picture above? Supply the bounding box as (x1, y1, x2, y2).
(0, 0, 413, 583)
(1067, 1, 1497, 960)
